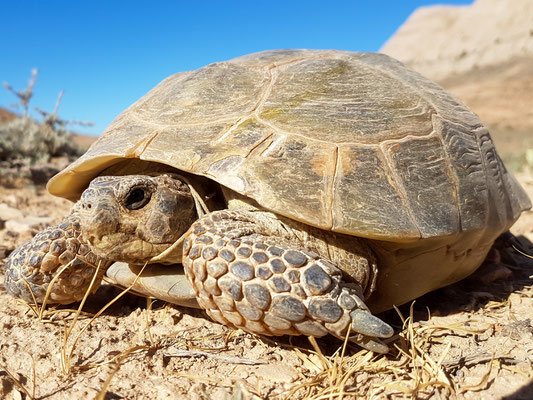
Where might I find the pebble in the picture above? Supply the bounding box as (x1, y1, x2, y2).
(5, 216, 53, 235)
(0, 203, 24, 221)
(0, 245, 10, 259)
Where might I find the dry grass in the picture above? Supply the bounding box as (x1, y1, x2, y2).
(6, 250, 532, 399)
(277, 303, 495, 399)
(0, 358, 36, 400)
(11, 260, 153, 395)
(66, 296, 505, 398)
(7, 292, 531, 399)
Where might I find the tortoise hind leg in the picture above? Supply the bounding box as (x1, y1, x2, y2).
(182, 210, 393, 353)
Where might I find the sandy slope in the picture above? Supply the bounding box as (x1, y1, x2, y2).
(381, 0, 533, 81)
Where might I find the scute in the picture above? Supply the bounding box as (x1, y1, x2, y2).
(47, 50, 531, 242)
(259, 57, 434, 143)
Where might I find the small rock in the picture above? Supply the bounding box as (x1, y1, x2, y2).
(5, 216, 53, 235)
(3, 195, 19, 208)
(0, 245, 11, 259)
(254, 361, 299, 383)
(500, 319, 533, 340)
(0, 203, 24, 221)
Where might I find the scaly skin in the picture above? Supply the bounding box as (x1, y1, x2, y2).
(184, 210, 392, 353)
(3, 174, 393, 353)
(4, 214, 110, 304)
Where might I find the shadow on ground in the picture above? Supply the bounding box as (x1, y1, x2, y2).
(502, 379, 533, 400)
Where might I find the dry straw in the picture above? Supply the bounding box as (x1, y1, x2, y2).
(11, 244, 531, 398)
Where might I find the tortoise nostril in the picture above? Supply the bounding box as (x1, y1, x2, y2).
(81, 200, 93, 210)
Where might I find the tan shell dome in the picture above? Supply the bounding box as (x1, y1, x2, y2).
(48, 49, 531, 242)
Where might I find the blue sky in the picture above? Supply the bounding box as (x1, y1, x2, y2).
(1, 0, 472, 135)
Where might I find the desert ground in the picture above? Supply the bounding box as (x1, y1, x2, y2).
(0, 173, 531, 400)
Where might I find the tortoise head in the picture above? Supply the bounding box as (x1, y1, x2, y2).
(76, 174, 196, 263)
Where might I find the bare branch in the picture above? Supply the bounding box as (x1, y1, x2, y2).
(35, 90, 93, 130)
(53, 90, 64, 116)
(2, 69, 39, 116)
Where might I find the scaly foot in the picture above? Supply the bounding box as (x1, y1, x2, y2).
(183, 210, 393, 353)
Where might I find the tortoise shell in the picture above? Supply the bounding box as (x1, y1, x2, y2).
(48, 49, 531, 243)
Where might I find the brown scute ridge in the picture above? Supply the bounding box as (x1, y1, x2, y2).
(128, 107, 239, 128)
(257, 55, 437, 145)
(328, 145, 340, 231)
(226, 50, 443, 148)
(435, 131, 462, 233)
(127, 130, 160, 158)
(214, 65, 278, 144)
(131, 64, 269, 127)
(432, 116, 488, 234)
(332, 144, 419, 239)
(478, 130, 508, 219)
(384, 133, 460, 238)
(475, 127, 527, 230)
(361, 53, 499, 237)
(376, 141, 420, 238)
(243, 131, 274, 160)
(241, 134, 337, 231)
(228, 49, 339, 68)
(253, 66, 278, 113)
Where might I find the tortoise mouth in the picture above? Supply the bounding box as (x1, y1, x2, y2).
(86, 231, 173, 264)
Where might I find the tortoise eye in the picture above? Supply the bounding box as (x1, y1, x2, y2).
(125, 187, 151, 210)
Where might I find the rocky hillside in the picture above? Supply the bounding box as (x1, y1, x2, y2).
(0, 107, 17, 124)
(381, 0, 533, 80)
(381, 0, 533, 170)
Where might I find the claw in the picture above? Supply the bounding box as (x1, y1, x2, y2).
(351, 334, 390, 354)
(350, 309, 394, 338)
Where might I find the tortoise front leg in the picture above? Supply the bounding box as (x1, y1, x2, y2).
(182, 210, 394, 353)
(4, 214, 109, 304)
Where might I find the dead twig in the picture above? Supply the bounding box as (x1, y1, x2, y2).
(441, 354, 520, 369)
(35, 90, 94, 131)
(3, 68, 38, 115)
(0, 365, 34, 400)
(163, 350, 265, 365)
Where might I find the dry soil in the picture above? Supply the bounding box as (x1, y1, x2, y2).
(0, 172, 531, 399)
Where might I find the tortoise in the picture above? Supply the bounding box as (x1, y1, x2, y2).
(4, 49, 531, 353)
